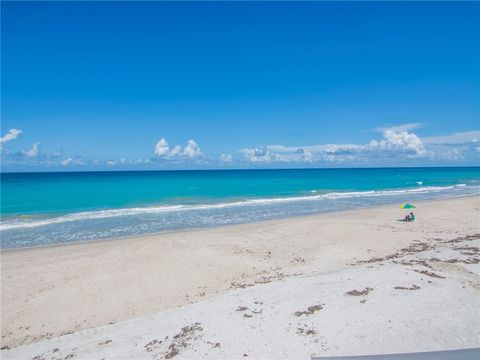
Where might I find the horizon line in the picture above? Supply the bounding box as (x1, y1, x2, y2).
(2, 164, 479, 175)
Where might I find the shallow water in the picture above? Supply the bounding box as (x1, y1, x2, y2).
(1, 167, 479, 248)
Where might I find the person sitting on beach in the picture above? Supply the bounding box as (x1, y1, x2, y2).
(404, 212, 415, 222)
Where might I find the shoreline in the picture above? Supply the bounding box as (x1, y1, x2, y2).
(2, 192, 477, 253)
(1, 195, 479, 357)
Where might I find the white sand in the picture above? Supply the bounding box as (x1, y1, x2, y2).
(1, 196, 479, 359)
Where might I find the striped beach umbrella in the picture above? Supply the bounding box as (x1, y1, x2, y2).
(401, 203, 416, 209)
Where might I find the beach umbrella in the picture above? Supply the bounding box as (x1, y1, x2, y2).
(401, 203, 416, 209)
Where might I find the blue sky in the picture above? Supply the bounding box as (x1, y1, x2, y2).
(1, 1, 479, 171)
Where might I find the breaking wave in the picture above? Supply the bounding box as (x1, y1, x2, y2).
(0, 184, 472, 231)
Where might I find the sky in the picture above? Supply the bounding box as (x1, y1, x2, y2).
(1, 1, 479, 171)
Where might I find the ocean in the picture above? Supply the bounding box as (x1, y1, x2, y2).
(1, 167, 479, 249)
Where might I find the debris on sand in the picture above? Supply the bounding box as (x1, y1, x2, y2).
(206, 341, 221, 348)
(400, 243, 433, 255)
(394, 285, 420, 290)
(393, 259, 432, 269)
(291, 257, 306, 263)
(229, 282, 254, 290)
(356, 254, 399, 264)
(297, 327, 316, 336)
(163, 322, 203, 359)
(354, 234, 480, 267)
(345, 287, 373, 296)
(443, 234, 480, 243)
(294, 304, 324, 317)
(414, 270, 445, 279)
(143, 339, 162, 352)
(453, 245, 480, 255)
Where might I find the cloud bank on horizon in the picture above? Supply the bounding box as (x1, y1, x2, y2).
(1, 123, 478, 171)
(239, 124, 479, 165)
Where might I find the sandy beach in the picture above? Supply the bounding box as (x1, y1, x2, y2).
(1, 195, 479, 359)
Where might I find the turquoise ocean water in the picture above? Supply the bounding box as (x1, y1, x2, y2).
(1, 167, 479, 249)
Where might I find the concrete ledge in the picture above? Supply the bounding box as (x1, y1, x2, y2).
(313, 348, 480, 360)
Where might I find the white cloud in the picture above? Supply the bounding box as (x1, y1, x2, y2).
(132, 158, 151, 165)
(23, 143, 40, 157)
(154, 138, 203, 159)
(183, 140, 203, 158)
(155, 138, 170, 156)
(419, 131, 480, 163)
(86, 157, 153, 167)
(61, 158, 74, 166)
(241, 127, 429, 164)
(240, 125, 480, 165)
(241, 145, 316, 164)
(301, 149, 314, 163)
(368, 129, 426, 156)
(170, 145, 182, 156)
(61, 158, 85, 166)
(0, 128, 22, 145)
(240, 147, 277, 163)
(219, 153, 233, 163)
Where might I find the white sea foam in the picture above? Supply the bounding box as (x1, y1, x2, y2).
(0, 184, 472, 231)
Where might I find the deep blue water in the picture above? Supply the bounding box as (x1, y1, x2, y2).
(1, 167, 479, 249)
